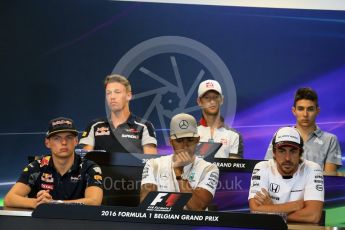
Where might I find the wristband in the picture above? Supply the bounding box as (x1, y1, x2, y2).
(181, 174, 188, 181)
(50, 200, 64, 204)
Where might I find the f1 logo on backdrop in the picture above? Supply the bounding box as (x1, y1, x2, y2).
(142, 192, 191, 212)
(150, 193, 167, 206)
(150, 192, 182, 207)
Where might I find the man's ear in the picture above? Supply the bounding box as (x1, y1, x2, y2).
(292, 106, 296, 116)
(316, 106, 320, 116)
(220, 95, 224, 105)
(299, 147, 304, 156)
(197, 97, 202, 107)
(74, 137, 78, 146)
(45, 138, 50, 148)
(272, 147, 276, 157)
(126, 91, 132, 101)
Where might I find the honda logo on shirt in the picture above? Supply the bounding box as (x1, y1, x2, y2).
(269, 183, 280, 193)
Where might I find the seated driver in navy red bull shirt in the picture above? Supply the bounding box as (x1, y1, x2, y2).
(4, 117, 103, 209)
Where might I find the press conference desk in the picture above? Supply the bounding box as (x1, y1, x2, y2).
(84, 152, 345, 212)
(1, 214, 236, 230)
(0, 216, 334, 230)
(0, 205, 336, 230)
(15, 152, 345, 229)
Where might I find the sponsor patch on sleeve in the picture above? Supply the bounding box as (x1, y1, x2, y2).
(93, 167, 102, 174)
(94, 175, 102, 180)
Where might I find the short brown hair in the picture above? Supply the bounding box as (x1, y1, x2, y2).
(104, 74, 131, 92)
(293, 87, 318, 107)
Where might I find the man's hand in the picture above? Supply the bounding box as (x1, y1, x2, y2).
(253, 188, 304, 212)
(254, 188, 273, 206)
(36, 190, 53, 206)
(172, 150, 195, 169)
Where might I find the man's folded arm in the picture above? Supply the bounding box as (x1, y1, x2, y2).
(287, 200, 323, 224)
(63, 186, 103, 206)
(4, 182, 36, 209)
(249, 198, 304, 214)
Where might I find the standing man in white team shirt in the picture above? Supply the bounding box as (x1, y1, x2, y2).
(197, 79, 243, 158)
(140, 113, 219, 211)
(249, 127, 324, 224)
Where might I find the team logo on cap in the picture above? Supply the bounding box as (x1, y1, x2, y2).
(52, 119, 72, 127)
(179, 120, 189, 129)
(205, 81, 214, 88)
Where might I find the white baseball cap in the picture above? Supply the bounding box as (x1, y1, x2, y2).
(170, 113, 199, 139)
(272, 127, 303, 149)
(198, 79, 222, 98)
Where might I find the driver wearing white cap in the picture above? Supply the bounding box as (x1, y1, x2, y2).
(197, 79, 243, 158)
(248, 127, 324, 224)
(140, 113, 219, 211)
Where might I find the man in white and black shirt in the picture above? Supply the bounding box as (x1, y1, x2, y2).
(248, 127, 324, 224)
(79, 74, 157, 154)
(141, 113, 219, 211)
